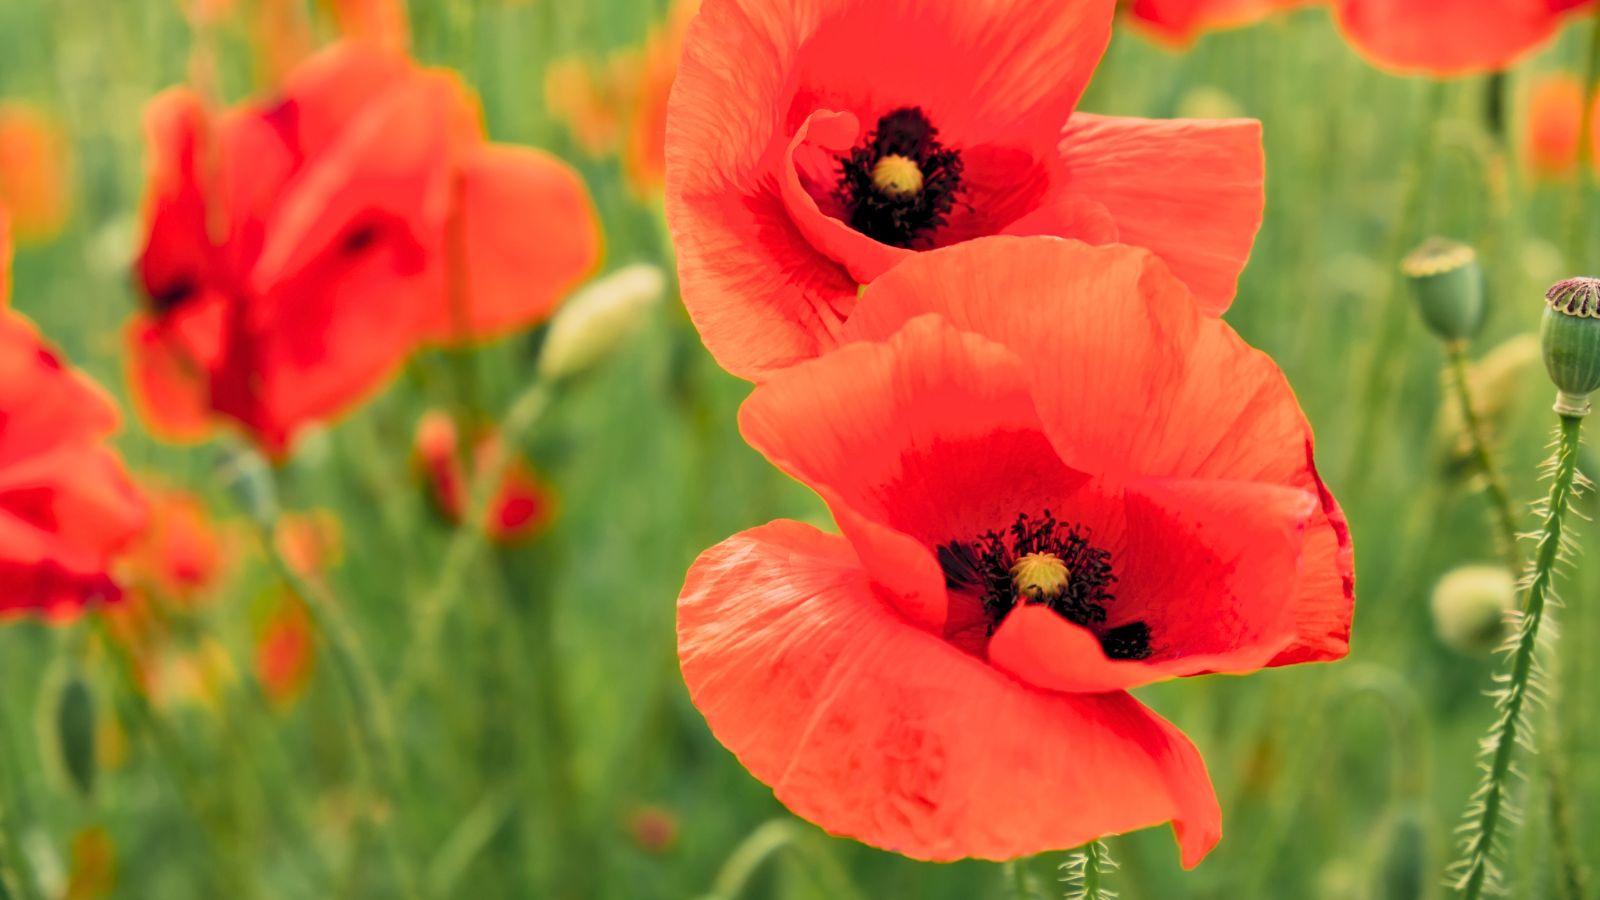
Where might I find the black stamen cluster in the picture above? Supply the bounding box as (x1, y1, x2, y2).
(834, 107, 963, 249)
(937, 510, 1152, 660)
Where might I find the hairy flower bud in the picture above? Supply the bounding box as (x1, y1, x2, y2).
(1430, 564, 1516, 655)
(1403, 238, 1485, 343)
(538, 264, 666, 381)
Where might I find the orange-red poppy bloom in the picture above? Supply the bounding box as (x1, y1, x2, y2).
(1521, 71, 1599, 179)
(256, 594, 316, 707)
(624, 0, 699, 195)
(1, 222, 147, 619)
(679, 238, 1354, 864)
(666, 0, 1264, 380)
(1333, 0, 1595, 76)
(121, 482, 226, 605)
(414, 410, 556, 543)
(1126, 0, 1311, 44)
(129, 42, 601, 456)
(0, 102, 72, 242)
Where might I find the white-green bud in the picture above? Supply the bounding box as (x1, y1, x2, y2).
(538, 264, 666, 381)
(1430, 564, 1516, 655)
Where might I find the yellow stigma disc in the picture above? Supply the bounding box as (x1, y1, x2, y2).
(871, 154, 923, 199)
(1010, 552, 1071, 600)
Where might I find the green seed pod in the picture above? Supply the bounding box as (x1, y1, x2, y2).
(39, 668, 97, 799)
(1430, 564, 1516, 656)
(1403, 238, 1486, 342)
(214, 445, 278, 527)
(1542, 277, 1600, 414)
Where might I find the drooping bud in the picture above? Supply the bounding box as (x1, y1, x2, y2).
(214, 445, 279, 527)
(41, 667, 96, 799)
(1542, 277, 1600, 415)
(1430, 564, 1516, 655)
(537, 264, 666, 381)
(1403, 238, 1485, 343)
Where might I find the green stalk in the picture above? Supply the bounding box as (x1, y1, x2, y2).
(1453, 414, 1586, 899)
(1445, 343, 1521, 571)
(255, 526, 423, 900)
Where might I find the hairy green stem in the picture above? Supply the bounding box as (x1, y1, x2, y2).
(1081, 842, 1105, 898)
(1446, 344, 1521, 571)
(1455, 414, 1585, 899)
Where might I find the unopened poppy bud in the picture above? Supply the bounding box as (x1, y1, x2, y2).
(1542, 277, 1600, 415)
(41, 668, 96, 799)
(1402, 238, 1485, 342)
(538, 264, 666, 381)
(1430, 564, 1516, 655)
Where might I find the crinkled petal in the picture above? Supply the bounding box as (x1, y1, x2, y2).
(1059, 113, 1263, 315)
(679, 520, 1222, 866)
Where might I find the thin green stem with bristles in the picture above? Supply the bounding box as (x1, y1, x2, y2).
(1060, 841, 1117, 900)
(1445, 343, 1521, 571)
(1452, 413, 1586, 898)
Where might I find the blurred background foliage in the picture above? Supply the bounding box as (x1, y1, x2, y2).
(1, 1, 1599, 898)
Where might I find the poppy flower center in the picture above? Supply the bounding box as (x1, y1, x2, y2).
(936, 510, 1152, 661)
(834, 107, 964, 249)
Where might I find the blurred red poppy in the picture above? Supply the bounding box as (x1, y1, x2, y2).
(666, 0, 1264, 380)
(414, 410, 556, 543)
(257, 595, 316, 707)
(326, 0, 409, 50)
(129, 42, 601, 456)
(1126, 0, 1312, 44)
(121, 482, 226, 605)
(679, 237, 1354, 864)
(1522, 71, 1596, 179)
(624, 0, 699, 195)
(1333, 0, 1594, 75)
(0, 101, 72, 242)
(0, 221, 147, 619)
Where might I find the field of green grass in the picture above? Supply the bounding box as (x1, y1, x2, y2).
(2, 1, 1600, 898)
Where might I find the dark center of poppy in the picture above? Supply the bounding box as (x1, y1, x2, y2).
(146, 273, 200, 315)
(834, 107, 964, 249)
(936, 510, 1152, 660)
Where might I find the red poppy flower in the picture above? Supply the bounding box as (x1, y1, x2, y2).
(679, 237, 1354, 864)
(1333, 0, 1595, 75)
(665, 0, 1264, 380)
(1, 227, 147, 618)
(256, 595, 316, 707)
(1125, 0, 1311, 44)
(0, 102, 72, 242)
(1521, 71, 1599, 179)
(624, 0, 699, 195)
(121, 482, 225, 605)
(129, 42, 601, 456)
(414, 410, 556, 543)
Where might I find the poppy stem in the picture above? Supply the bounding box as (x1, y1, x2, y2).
(1452, 412, 1586, 899)
(1060, 840, 1116, 899)
(256, 527, 425, 900)
(1444, 342, 1521, 571)
(402, 379, 553, 699)
(1345, 80, 1447, 494)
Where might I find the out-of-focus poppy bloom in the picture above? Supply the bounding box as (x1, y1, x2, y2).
(257, 595, 316, 707)
(325, 0, 409, 50)
(121, 483, 225, 605)
(1522, 72, 1592, 179)
(64, 825, 117, 900)
(1126, 0, 1312, 44)
(679, 238, 1354, 864)
(545, 52, 642, 158)
(275, 508, 345, 578)
(144, 636, 238, 712)
(1, 226, 147, 619)
(624, 0, 699, 195)
(666, 0, 1264, 380)
(0, 102, 72, 242)
(130, 42, 601, 456)
(1333, 0, 1595, 76)
(414, 410, 556, 543)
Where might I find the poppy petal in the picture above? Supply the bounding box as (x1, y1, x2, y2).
(1334, 0, 1581, 75)
(433, 144, 602, 342)
(1127, 0, 1312, 44)
(124, 307, 222, 444)
(1058, 113, 1263, 315)
(739, 315, 1069, 631)
(680, 519, 1222, 866)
